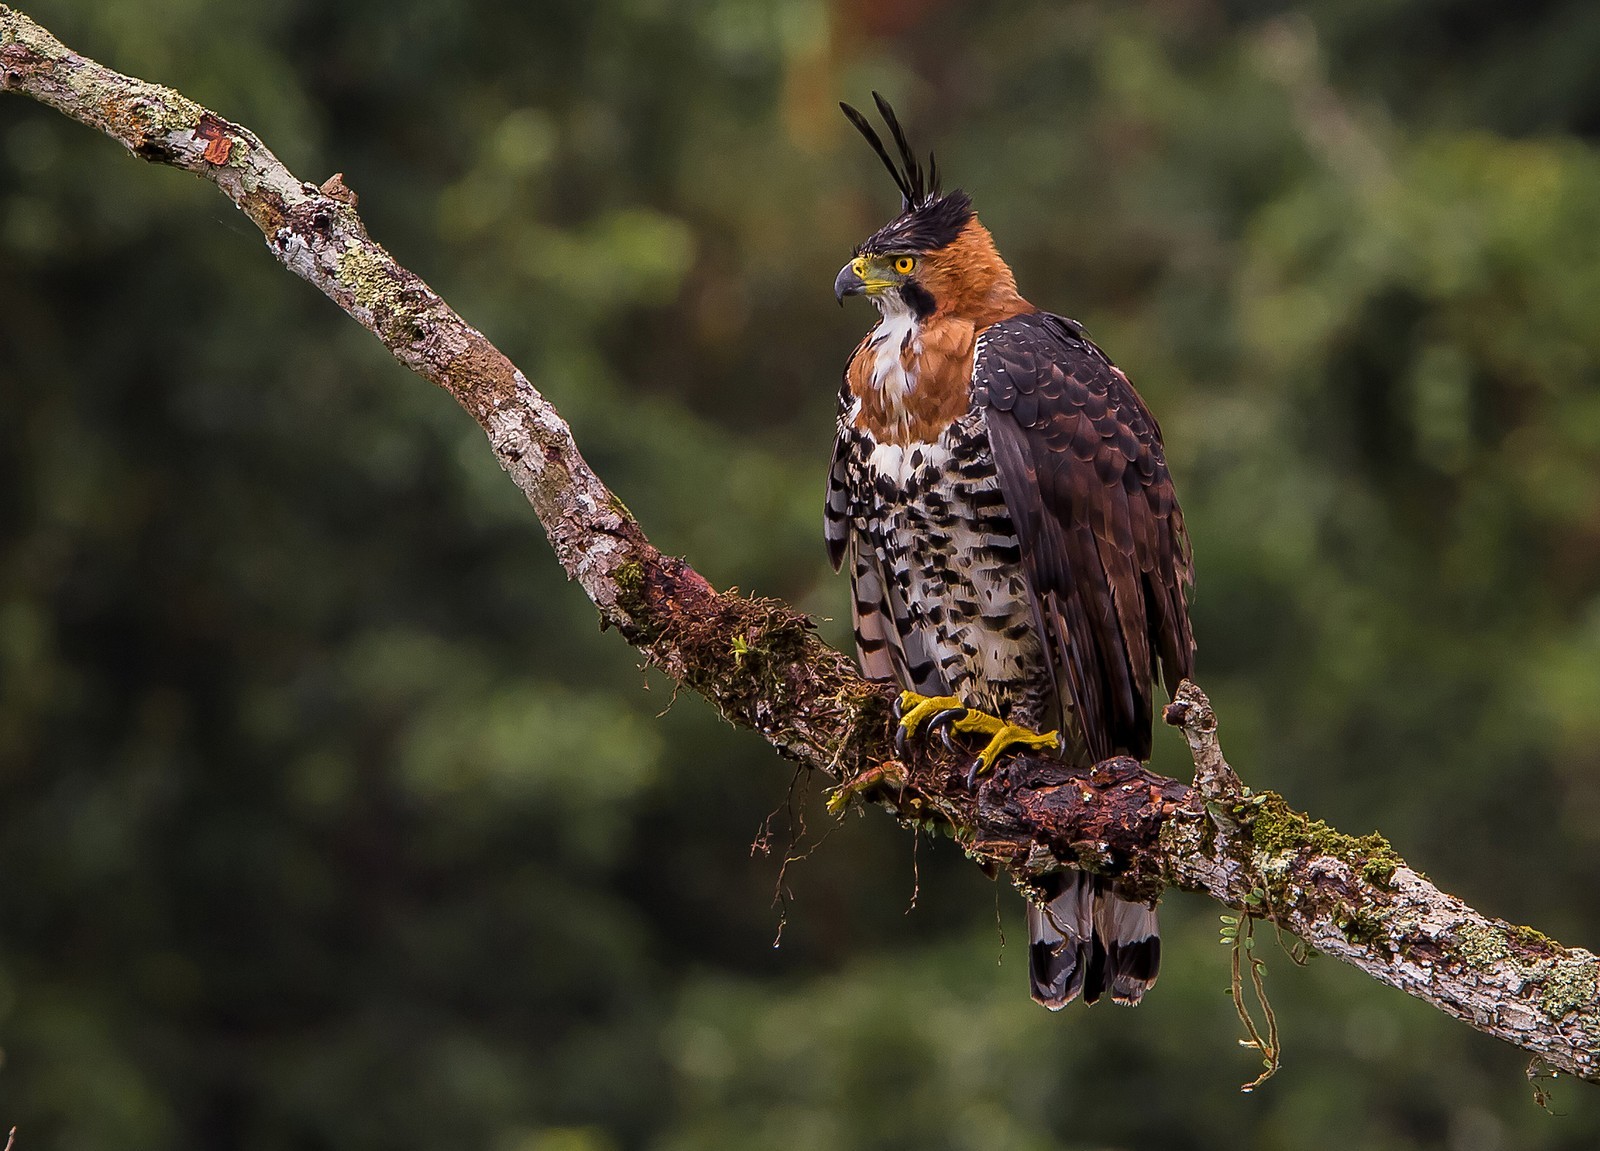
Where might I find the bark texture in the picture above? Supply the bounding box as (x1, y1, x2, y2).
(4, 2, 1596, 1085)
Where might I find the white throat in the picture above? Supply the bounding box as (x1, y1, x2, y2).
(865, 294, 922, 437)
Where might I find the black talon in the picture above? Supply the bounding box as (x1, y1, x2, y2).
(892, 695, 908, 722)
(925, 706, 965, 737)
(965, 758, 985, 790)
(896, 703, 969, 760)
(925, 707, 965, 753)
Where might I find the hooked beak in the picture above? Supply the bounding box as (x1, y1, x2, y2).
(834, 259, 867, 305)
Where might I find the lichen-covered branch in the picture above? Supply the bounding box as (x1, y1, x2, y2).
(4, 2, 1596, 1085)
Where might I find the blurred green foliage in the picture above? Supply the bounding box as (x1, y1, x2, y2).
(3, 1, 1600, 1147)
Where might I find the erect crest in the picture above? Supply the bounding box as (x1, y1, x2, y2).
(841, 93, 974, 255)
(840, 92, 938, 210)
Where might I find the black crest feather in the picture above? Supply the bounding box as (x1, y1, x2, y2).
(841, 94, 974, 255)
(840, 91, 939, 210)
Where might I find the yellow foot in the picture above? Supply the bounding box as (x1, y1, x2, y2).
(893, 690, 1060, 788)
(950, 710, 1061, 783)
(895, 692, 966, 743)
(826, 758, 910, 816)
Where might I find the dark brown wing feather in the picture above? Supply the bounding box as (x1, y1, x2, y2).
(975, 313, 1193, 762)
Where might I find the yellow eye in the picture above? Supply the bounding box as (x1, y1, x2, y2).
(894, 256, 916, 275)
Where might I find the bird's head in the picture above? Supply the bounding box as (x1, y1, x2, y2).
(834, 94, 1023, 324)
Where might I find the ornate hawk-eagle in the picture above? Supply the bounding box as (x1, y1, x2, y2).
(825, 96, 1196, 1008)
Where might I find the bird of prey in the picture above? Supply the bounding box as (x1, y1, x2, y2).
(825, 95, 1196, 1008)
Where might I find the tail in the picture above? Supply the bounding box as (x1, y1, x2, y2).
(1026, 872, 1160, 1008)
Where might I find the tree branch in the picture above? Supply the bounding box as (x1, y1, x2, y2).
(4, 3, 1597, 1084)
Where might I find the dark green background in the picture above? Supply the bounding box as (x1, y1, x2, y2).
(4, 1, 1600, 1147)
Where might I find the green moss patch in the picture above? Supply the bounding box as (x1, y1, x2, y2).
(1244, 793, 1404, 889)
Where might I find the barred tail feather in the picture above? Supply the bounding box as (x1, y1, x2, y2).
(1027, 872, 1094, 1009)
(1096, 888, 1161, 1005)
(1027, 872, 1160, 1009)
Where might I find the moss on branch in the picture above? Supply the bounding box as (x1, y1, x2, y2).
(1238, 792, 1404, 888)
